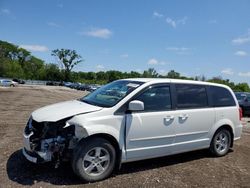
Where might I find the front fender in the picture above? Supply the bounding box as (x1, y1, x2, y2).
(73, 123, 123, 148)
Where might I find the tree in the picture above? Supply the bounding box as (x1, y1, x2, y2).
(22, 56, 44, 79)
(106, 70, 123, 82)
(142, 68, 158, 78)
(51, 49, 83, 81)
(44, 64, 63, 81)
(166, 70, 180, 78)
(234, 83, 250, 92)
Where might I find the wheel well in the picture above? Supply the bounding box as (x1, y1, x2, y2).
(82, 134, 122, 170)
(215, 125, 234, 147)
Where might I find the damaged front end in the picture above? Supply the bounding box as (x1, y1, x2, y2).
(23, 117, 78, 167)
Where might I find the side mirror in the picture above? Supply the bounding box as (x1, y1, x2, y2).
(128, 100, 144, 111)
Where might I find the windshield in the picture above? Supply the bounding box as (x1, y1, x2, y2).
(80, 80, 144, 107)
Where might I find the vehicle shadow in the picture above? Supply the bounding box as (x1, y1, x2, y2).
(7, 148, 232, 186)
(7, 149, 82, 186)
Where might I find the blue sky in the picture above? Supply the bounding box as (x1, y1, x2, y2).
(0, 0, 250, 84)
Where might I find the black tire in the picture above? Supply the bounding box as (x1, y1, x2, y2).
(72, 137, 116, 182)
(210, 128, 231, 157)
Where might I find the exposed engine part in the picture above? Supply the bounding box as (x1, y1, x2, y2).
(34, 136, 66, 162)
(24, 117, 76, 166)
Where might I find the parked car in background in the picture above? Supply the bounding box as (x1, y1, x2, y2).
(22, 78, 242, 182)
(86, 84, 101, 92)
(235, 92, 250, 116)
(68, 82, 81, 89)
(63, 82, 73, 87)
(12, 78, 25, 84)
(64, 82, 102, 92)
(46, 81, 63, 86)
(0, 79, 18, 87)
(77, 84, 88, 91)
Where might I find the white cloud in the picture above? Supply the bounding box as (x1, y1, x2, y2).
(166, 17, 176, 28)
(81, 28, 112, 39)
(153, 11, 163, 18)
(0, 8, 16, 19)
(0, 9, 10, 15)
(166, 47, 191, 55)
(147, 58, 169, 65)
(177, 16, 188, 25)
(166, 17, 188, 28)
(147, 58, 158, 65)
(232, 30, 250, 45)
(20, 45, 49, 52)
(238, 72, 250, 77)
(96, 64, 105, 70)
(47, 22, 61, 28)
(235, 50, 247, 56)
(120, 54, 128, 58)
(232, 37, 250, 45)
(221, 68, 234, 75)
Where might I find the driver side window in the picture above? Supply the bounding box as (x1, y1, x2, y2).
(135, 85, 172, 112)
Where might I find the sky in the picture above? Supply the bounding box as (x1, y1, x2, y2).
(0, 0, 250, 84)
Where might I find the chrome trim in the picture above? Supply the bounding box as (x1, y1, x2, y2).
(22, 148, 37, 163)
(130, 134, 175, 142)
(23, 132, 33, 151)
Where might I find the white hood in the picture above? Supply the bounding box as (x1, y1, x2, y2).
(32, 100, 102, 122)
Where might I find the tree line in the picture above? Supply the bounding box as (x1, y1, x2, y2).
(0, 40, 249, 92)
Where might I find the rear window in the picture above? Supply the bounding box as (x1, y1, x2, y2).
(176, 84, 208, 109)
(210, 86, 236, 107)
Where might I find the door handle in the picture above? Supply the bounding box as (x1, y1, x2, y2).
(164, 115, 174, 122)
(179, 114, 188, 120)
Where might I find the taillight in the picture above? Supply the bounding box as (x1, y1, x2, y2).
(239, 107, 243, 121)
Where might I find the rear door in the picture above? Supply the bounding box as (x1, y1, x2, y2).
(172, 84, 215, 153)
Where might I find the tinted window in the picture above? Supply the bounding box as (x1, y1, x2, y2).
(135, 85, 171, 111)
(176, 84, 208, 109)
(210, 86, 236, 107)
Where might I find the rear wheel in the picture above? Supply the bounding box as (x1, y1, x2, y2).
(210, 128, 231, 157)
(72, 137, 116, 182)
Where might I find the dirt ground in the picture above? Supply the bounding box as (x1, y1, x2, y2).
(0, 85, 250, 188)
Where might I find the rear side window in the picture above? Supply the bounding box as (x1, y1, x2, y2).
(135, 85, 171, 112)
(210, 86, 236, 107)
(176, 84, 208, 109)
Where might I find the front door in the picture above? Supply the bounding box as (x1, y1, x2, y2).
(125, 84, 177, 161)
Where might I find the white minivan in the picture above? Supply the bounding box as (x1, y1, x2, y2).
(23, 78, 243, 182)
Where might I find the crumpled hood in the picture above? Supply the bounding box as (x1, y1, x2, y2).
(32, 100, 102, 122)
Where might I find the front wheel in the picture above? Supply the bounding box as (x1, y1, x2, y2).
(210, 128, 231, 157)
(72, 137, 116, 182)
